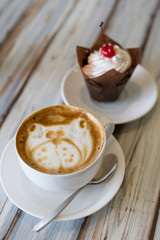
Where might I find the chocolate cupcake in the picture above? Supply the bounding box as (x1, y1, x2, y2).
(76, 23, 141, 102)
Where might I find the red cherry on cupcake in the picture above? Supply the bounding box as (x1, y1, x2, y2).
(99, 22, 115, 58)
(101, 44, 115, 58)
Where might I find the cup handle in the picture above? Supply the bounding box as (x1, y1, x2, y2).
(98, 116, 115, 138)
(98, 116, 115, 150)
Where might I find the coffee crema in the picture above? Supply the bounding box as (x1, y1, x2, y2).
(16, 106, 104, 174)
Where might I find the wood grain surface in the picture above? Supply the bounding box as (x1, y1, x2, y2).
(0, 0, 160, 239)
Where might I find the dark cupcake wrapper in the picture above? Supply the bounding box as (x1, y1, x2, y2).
(77, 34, 141, 102)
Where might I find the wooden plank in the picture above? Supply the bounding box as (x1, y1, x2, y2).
(5, 214, 84, 240)
(106, 0, 159, 47)
(0, 201, 21, 239)
(0, 0, 33, 44)
(0, 0, 76, 125)
(0, 0, 12, 11)
(154, 209, 160, 240)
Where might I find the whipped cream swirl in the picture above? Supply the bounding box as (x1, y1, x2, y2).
(82, 45, 131, 78)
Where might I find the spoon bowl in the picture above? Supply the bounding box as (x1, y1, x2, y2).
(90, 153, 118, 184)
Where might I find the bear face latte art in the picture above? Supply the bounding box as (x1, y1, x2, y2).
(16, 106, 104, 175)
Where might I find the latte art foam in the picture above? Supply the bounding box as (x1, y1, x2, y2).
(26, 119, 92, 171)
(16, 106, 104, 174)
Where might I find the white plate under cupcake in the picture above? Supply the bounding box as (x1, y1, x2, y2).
(61, 64, 158, 124)
(0, 136, 125, 220)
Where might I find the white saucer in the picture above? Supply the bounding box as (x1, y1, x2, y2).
(0, 136, 125, 220)
(61, 65, 158, 124)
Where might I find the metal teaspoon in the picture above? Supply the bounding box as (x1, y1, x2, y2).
(32, 153, 118, 232)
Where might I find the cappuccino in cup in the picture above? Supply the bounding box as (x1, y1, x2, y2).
(16, 105, 104, 175)
(16, 105, 114, 191)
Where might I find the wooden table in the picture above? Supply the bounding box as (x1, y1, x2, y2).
(0, 0, 160, 239)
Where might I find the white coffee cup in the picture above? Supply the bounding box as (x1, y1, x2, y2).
(15, 105, 114, 192)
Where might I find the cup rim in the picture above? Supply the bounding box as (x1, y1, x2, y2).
(15, 105, 108, 176)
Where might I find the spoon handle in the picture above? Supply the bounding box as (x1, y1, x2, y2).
(32, 187, 82, 232)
